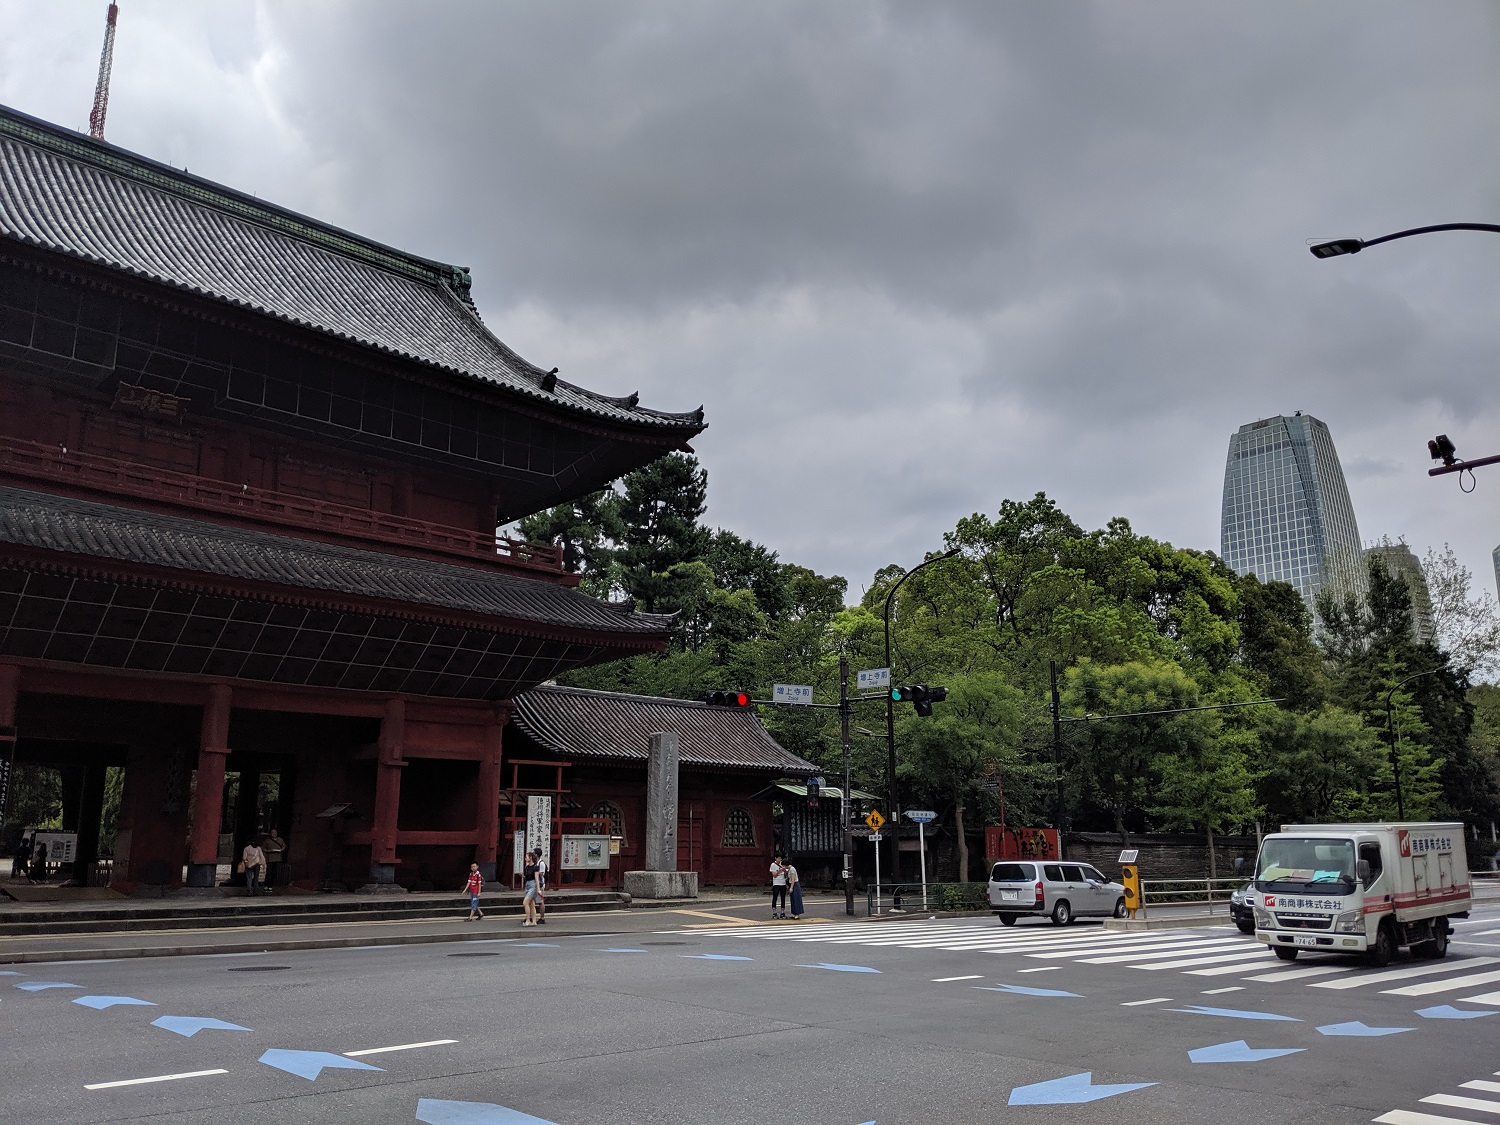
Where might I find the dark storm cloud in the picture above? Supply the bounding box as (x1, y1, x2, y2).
(1, 0, 1496, 604)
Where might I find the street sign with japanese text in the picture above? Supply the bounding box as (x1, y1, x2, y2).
(905, 810, 937, 824)
(772, 683, 814, 705)
(856, 668, 890, 692)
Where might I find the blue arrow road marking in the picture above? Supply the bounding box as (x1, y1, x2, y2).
(1189, 1040, 1305, 1063)
(1416, 1004, 1499, 1019)
(975, 984, 1081, 998)
(1167, 1005, 1300, 1021)
(797, 963, 882, 973)
(0, 971, 20, 976)
(16, 981, 79, 991)
(153, 1016, 252, 1037)
(73, 995, 156, 1010)
(518, 943, 560, 948)
(416, 1099, 560, 1124)
(1008, 1072, 1156, 1105)
(259, 1049, 383, 1081)
(1317, 1021, 1413, 1037)
(683, 954, 753, 961)
(599, 948, 648, 953)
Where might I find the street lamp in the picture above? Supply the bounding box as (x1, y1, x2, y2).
(1382, 667, 1442, 820)
(883, 547, 960, 884)
(1309, 223, 1500, 258)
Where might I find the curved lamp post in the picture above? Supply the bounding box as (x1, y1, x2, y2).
(1310, 223, 1500, 258)
(1382, 667, 1443, 819)
(883, 547, 960, 885)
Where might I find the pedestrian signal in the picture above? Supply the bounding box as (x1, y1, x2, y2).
(704, 690, 752, 709)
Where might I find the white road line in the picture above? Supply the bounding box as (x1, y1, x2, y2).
(1201, 986, 1244, 994)
(1375, 1111, 1489, 1125)
(344, 1039, 457, 1057)
(1017, 967, 1061, 973)
(86, 1069, 227, 1091)
(1137, 950, 1274, 971)
(1420, 1093, 1500, 1114)
(1077, 940, 1251, 965)
(1241, 965, 1349, 983)
(1458, 990, 1500, 1005)
(1462, 1081, 1500, 1094)
(1310, 957, 1500, 990)
(1184, 957, 1282, 977)
(1119, 997, 1172, 1006)
(931, 975, 983, 982)
(1383, 968, 1500, 997)
(1030, 937, 1239, 961)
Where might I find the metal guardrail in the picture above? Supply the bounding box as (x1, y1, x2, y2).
(866, 882, 988, 916)
(1140, 877, 1245, 914)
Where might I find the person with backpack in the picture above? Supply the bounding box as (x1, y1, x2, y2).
(463, 863, 485, 921)
(785, 858, 804, 920)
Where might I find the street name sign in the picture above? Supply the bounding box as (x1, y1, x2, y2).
(905, 810, 937, 824)
(856, 667, 890, 691)
(772, 683, 814, 705)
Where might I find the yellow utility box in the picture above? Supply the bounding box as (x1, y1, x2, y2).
(1119, 848, 1141, 918)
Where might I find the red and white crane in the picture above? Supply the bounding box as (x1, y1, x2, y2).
(88, 2, 119, 141)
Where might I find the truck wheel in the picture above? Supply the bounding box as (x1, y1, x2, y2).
(1365, 921, 1396, 968)
(1114, 897, 1127, 919)
(1273, 946, 1298, 962)
(999, 914, 1017, 927)
(1050, 900, 1072, 926)
(1414, 918, 1449, 959)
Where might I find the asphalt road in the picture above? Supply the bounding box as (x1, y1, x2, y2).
(3, 904, 1498, 1124)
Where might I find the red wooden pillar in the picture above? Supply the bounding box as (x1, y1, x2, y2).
(369, 697, 405, 886)
(186, 684, 232, 888)
(474, 704, 510, 879)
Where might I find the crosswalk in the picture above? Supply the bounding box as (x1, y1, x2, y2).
(684, 920, 1500, 1004)
(1376, 1067, 1500, 1125)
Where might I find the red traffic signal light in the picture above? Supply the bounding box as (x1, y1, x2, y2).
(704, 690, 752, 709)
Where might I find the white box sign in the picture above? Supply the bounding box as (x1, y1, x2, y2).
(561, 834, 612, 870)
(773, 683, 814, 705)
(857, 668, 890, 691)
(526, 795, 552, 860)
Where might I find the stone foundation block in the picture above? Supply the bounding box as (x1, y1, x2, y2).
(623, 870, 698, 899)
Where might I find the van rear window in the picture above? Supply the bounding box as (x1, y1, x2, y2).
(991, 863, 1033, 882)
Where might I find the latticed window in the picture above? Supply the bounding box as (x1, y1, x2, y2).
(721, 806, 756, 849)
(589, 801, 624, 843)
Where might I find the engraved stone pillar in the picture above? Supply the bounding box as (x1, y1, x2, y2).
(624, 730, 697, 899)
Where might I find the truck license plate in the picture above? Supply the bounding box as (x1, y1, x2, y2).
(1294, 936, 1318, 947)
(1000, 890, 1017, 902)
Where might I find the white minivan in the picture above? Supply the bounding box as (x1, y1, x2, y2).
(987, 860, 1127, 926)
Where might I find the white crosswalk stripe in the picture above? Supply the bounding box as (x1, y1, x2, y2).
(681, 919, 1500, 998)
(1376, 1068, 1500, 1124)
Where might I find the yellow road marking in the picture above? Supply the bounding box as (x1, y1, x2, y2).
(671, 909, 757, 925)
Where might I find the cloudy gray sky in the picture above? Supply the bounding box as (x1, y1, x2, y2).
(3, 1, 1497, 601)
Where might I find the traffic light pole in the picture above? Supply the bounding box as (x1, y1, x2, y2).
(839, 654, 855, 916)
(1050, 660, 1065, 860)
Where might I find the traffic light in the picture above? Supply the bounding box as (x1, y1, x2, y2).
(704, 689, 752, 709)
(889, 684, 949, 717)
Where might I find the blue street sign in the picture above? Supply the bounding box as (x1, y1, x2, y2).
(904, 810, 937, 824)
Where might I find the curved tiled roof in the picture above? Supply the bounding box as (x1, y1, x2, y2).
(0, 104, 703, 433)
(0, 485, 672, 639)
(512, 684, 819, 774)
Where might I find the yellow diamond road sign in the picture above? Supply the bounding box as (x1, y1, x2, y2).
(864, 809, 886, 832)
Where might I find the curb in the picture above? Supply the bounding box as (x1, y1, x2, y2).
(1104, 914, 1239, 931)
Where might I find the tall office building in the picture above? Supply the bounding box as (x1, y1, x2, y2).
(1365, 541, 1435, 645)
(1220, 412, 1365, 614)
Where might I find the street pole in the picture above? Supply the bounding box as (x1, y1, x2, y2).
(872, 829, 882, 915)
(1050, 660, 1065, 860)
(840, 653, 854, 917)
(1382, 667, 1442, 821)
(918, 820, 927, 903)
(883, 547, 959, 887)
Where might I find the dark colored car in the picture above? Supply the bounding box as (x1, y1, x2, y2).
(1229, 882, 1255, 934)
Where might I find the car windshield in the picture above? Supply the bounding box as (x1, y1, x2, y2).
(1254, 838, 1356, 892)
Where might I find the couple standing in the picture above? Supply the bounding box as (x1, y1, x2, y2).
(770, 852, 802, 919)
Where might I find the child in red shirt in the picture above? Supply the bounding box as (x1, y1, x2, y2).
(464, 863, 484, 921)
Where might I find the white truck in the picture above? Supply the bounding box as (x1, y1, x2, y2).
(1251, 822, 1470, 967)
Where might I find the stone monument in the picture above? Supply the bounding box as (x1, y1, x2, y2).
(623, 730, 698, 899)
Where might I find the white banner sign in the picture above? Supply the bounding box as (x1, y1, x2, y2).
(513, 829, 527, 875)
(772, 683, 814, 705)
(857, 667, 890, 692)
(526, 795, 552, 861)
(561, 834, 612, 870)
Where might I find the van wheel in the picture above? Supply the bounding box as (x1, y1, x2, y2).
(1113, 897, 1127, 918)
(998, 914, 1017, 927)
(1365, 920, 1396, 968)
(1050, 900, 1072, 926)
(1273, 946, 1298, 961)
(1414, 918, 1449, 960)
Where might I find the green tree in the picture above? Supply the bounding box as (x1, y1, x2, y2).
(612, 454, 710, 613)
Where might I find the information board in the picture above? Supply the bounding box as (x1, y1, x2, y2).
(561, 834, 612, 869)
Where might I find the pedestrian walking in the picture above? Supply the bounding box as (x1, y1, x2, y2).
(262, 829, 286, 889)
(534, 849, 549, 925)
(786, 858, 804, 919)
(241, 839, 267, 897)
(521, 849, 541, 926)
(769, 851, 788, 919)
(463, 863, 485, 921)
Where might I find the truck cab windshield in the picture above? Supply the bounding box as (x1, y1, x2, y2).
(1254, 838, 1356, 893)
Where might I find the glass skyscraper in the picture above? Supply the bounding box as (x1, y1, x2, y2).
(1220, 412, 1364, 613)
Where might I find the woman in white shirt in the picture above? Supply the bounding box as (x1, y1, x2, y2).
(769, 852, 788, 919)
